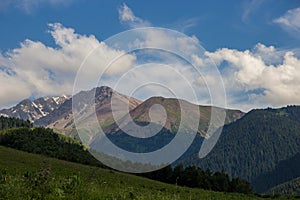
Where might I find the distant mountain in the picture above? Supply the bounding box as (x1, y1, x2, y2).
(3, 86, 243, 137)
(180, 106, 300, 193)
(34, 86, 142, 136)
(0, 95, 70, 122)
(90, 95, 244, 160)
(104, 96, 244, 135)
(2, 86, 243, 142)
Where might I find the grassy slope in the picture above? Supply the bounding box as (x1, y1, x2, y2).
(0, 146, 278, 200)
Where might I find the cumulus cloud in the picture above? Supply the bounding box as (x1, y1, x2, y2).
(205, 44, 300, 110)
(252, 43, 285, 65)
(186, 41, 300, 111)
(274, 7, 300, 38)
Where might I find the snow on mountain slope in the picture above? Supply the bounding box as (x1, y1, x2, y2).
(0, 95, 70, 122)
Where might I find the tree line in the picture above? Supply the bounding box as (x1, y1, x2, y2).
(140, 164, 253, 194)
(0, 116, 32, 130)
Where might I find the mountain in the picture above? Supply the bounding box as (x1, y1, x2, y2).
(0, 95, 70, 122)
(90, 95, 244, 165)
(180, 106, 300, 193)
(33, 87, 242, 138)
(104, 96, 244, 135)
(3, 86, 242, 138)
(1, 86, 243, 146)
(34, 86, 142, 136)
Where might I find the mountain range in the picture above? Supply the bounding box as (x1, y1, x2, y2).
(1, 86, 243, 137)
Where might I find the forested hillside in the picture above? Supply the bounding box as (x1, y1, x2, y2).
(181, 106, 300, 193)
(0, 127, 103, 167)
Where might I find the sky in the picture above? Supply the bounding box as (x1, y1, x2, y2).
(0, 0, 300, 111)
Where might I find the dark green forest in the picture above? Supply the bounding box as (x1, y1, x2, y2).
(181, 106, 300, 193)
(140, 164, 253, 194)
(0, 127, 103, 167)
(0, 116, 32, 130)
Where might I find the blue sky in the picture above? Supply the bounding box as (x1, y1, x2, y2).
(0, 0, 300, 111)
(1, 0, 299, 51)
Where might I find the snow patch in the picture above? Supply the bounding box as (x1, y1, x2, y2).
(0, 113, 9, 117)
(32, 101, 38, 109)
(32, 101, 47, 117)
(53, 96, 60, 105)
(52, 95, 70, 105)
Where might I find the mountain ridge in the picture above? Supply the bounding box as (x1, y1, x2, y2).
(0, 95, 70, 122)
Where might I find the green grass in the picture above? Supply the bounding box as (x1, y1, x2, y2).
(0, 146, 294, 200)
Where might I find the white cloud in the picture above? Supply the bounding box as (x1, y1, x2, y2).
(205, 45, 300, 110)
(207, 48, 266, 87)
(116, 4, 300, 111)
(0, 21, 208, 110)
(252, 43, 284, 65)
(118, 3, 151, 28)
(0, 23, 136, 108)
(274, 7, 300, 37)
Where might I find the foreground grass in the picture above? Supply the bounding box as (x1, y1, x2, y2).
(0, 146, 294, 200)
